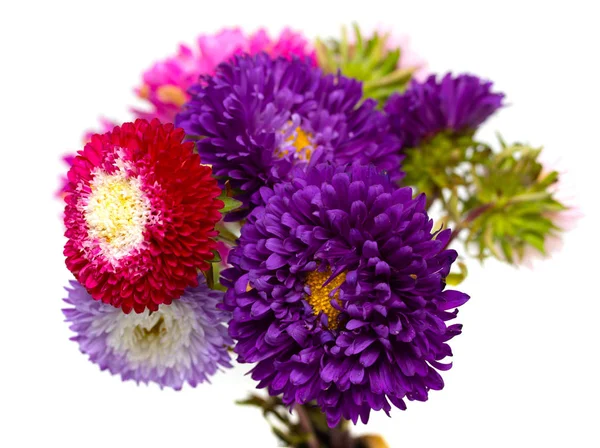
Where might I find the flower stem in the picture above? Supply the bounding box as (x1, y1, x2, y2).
(202, 263, 217, 290)
(444, 202, 494, 249)
(215, 222, 239, 245)
(294, 404, 320, 448)
(330, 420, 352, 448)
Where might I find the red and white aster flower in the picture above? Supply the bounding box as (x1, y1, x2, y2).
(63, 119, 223, 313)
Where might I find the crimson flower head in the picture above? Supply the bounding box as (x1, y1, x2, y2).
(63, 119, 223, 313)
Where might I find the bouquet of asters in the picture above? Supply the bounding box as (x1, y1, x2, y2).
(59, 25, 575, 447)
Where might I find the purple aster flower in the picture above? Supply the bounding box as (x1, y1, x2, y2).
(222, 163, 470, 426)
(63, 275, 232, 389)
(175, 53, 402, 220)
(385, 73, 504, 148)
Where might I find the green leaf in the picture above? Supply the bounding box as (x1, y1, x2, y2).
(508, 192, 552, 204)
(447, 261, 468, 286)
(271, 426, 296, 445)
(522, 232, 546, 254)
(363, 67, 414, 90)
(314, 39, 335, 73)
(217, 192, 242, 214)
(315, 23, 416, 104)
(484, 226, 502, 259)
(341, 25, 351, 61)
(352, 22, 363, 51)
(500, 239, 514, 264)
(209, 249, 221, 263)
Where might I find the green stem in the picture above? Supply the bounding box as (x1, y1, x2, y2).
(444, 202, 494, 249)
(216, 231, 237, 246)
(204, 264, 215, 289)
(215, 223, 238, 246)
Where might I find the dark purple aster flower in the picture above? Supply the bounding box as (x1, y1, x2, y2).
(222, 163, 470, 426)
(175, 53, 402, 220)
(63, 275, 232, 389)
(385, 73, 504, 148)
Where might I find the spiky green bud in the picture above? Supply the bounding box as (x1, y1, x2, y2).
(462, 142, 567, 263)
(316, 23, 416, 105)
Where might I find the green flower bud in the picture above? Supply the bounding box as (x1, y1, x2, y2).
(316, 23, 417, 104)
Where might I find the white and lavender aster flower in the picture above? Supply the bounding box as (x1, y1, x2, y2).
(176, 53, 403, 220)
(222, 163, 470, 426)
(63, 275, 232, 389)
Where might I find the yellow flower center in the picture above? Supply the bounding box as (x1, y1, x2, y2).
(305, 267, 347, 330)
(156, 85, 188, 106)
(84, 170, 151, 261)
(279, 127, 313, 160)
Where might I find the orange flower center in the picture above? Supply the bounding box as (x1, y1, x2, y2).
(278, 127, 314, 160)
(305, 268, 347, 330)
(156, 85, 188, 106)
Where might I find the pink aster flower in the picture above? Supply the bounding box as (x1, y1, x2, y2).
(133, 27, 316, 123)
(57, 28, 315, 199)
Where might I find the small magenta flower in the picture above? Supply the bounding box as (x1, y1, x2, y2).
(135, 27, 316, 124)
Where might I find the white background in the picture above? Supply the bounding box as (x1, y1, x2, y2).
(1, 1, 599, 446)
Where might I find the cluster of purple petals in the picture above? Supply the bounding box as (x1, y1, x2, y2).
(222, 163, 470, 426)
(385, 73, 504, 148)
(175, 53, 402, 221)
(62, 276, 232, 389)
